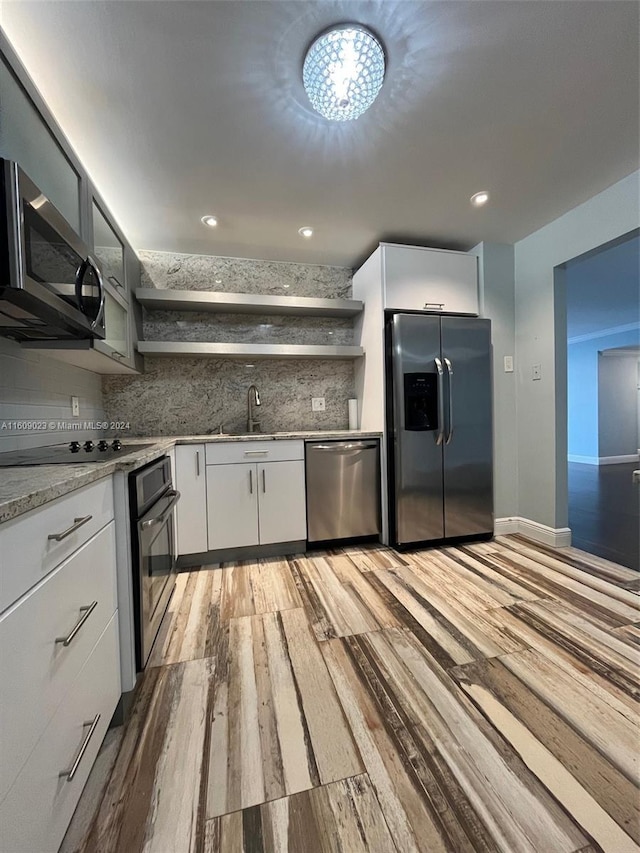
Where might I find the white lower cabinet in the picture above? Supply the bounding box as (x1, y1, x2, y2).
(0, 613, 120, 853)
(257, 461, 307, 544)
(175, 444, 208, 554)
(203, 441, 307, 552)
(206, 462, 260, 550)
(0, 478, 120, 853)
(0, 522, 117, 803)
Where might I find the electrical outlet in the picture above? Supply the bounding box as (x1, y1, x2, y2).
(532, 364, 542, 381)
(311, 397, 326, 412)
(504, 355, 514, 373)
(71, 396, 80, 417)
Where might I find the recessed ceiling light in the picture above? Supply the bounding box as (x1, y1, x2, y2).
(470, 191, 490, 208)
(298, 226, 313, 238)
(201, 215, 218, 227)
(303, 25, 385, 121)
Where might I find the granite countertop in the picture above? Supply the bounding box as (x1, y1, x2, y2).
(0, 431, 382, 524)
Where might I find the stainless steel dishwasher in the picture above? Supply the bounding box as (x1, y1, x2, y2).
(305, 440, 381, 542)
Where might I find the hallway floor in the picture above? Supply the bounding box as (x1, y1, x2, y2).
(569, 461, 639, 571)
(67, 536, 639, 853)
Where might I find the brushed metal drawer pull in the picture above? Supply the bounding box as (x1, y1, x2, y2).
(262, 468, 266, 493)
(244, 450, 269, 456)
(48, 515, 93, 541)
(55, 601, 98, 646)
(424, 302, 445, 310)
(59, 713, 101, 781)
(249, 469, 253, 494)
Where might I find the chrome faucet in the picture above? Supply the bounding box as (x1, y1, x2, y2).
(247, 384, 261, 433)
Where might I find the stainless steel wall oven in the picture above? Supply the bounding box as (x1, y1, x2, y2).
(129, 456, 180, 670)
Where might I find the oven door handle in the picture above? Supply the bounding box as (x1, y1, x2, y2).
(140, 490, 181, 529)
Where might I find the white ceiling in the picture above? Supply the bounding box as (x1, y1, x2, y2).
(1, 1, 639, 267)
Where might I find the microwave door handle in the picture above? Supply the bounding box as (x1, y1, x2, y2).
(91, 257, 105, 329)
(75, 256, 105, 329)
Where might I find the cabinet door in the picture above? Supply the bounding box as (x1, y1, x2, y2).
(383, 245, 478, 314)
(175, 445, 208, 555)
(207, 463, 259, 550)
(0, 58, 81, 233)
(101, 288, 130, 359)
(257, 461, 307, 545)
(92, 198, 125, 293)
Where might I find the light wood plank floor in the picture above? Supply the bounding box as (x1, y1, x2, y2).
(72, 535, 639, 853)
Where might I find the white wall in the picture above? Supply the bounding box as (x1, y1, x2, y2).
(568, 327, 639, 462)
(471, 242, 518, 519)
(514, 170, 640, 529)
(0, 338, 105, 452)
(598, 353, 640, 459)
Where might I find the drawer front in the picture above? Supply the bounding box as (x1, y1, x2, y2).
(0, 614, 120, 853)
(205, 440, 304, 465)
(0, 522, 117, 803)
(0, 476, 114, 612)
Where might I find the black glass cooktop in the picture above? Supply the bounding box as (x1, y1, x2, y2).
(0, 440, 156, 467)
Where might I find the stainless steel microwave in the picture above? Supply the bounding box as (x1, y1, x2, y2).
(0, 159, 105, 341)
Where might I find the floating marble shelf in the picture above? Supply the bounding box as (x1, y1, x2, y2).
(135, 288, 364, 318)
(136, 342, 364, 359)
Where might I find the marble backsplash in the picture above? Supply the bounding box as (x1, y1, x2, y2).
(142, 311, 354, 346)
(139, 251, 352, 298)
(103, 357, 355, 435)
(103, 251, 357, 434)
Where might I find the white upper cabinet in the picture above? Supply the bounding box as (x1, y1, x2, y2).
(382, 245, 479, 315)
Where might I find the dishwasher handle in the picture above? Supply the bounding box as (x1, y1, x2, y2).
(309, 442, 378, 452)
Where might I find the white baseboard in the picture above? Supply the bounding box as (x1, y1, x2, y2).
(598, 454, 639, 465)
(568, 453, 639, 466)
(494, 518, 520, 535)
(495, 516, 572, 548)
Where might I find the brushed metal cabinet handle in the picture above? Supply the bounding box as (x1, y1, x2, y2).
(262, 468, 266, 493)
(196, 450, 200, 477)
(48, 515, 93, 541)
(59, 714, 101, 781)
(249, 469, 253, 494)
(244, 450, 269, 456)
(424, 302, 444, 310)
(55, 601, 98, 646)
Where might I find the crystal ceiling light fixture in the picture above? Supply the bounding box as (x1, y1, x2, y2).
(303, 24, 385, 121)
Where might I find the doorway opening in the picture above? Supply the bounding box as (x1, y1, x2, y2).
(565, 232, 639, 570)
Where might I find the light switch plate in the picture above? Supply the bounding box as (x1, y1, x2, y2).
(71, 396, 80, 417)
(504, 356, 514, 373)
(532, 364, 542, 381)
(312, 397, 326, 412)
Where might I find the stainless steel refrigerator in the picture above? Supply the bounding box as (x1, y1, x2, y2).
(386, 313, 493, 547)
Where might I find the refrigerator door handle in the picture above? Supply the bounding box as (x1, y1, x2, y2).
(444, 357, 453, 444)
(434, 357, 445, 445)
